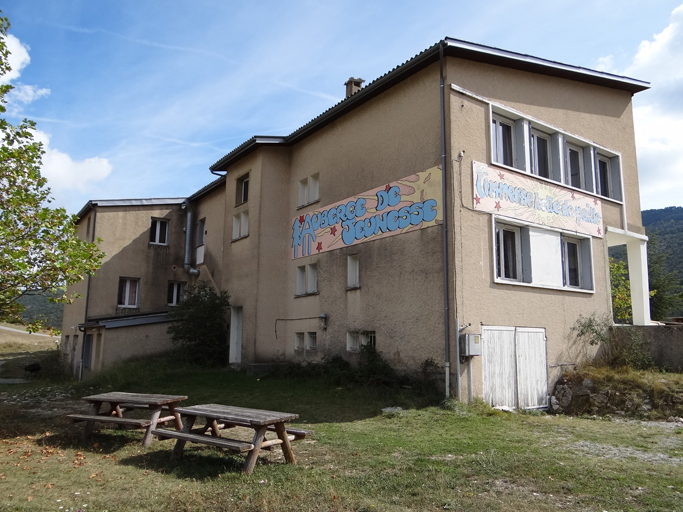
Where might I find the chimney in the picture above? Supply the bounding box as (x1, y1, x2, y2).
(344, 77, 365, 98)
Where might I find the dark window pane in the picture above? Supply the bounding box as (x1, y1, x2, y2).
(118, 279, 125, 305)
(150, 220, 157, 243)
(537, 137, 549, 178)
(243, 179, 249, 202)
(503, 229, 517, 280)
(501, 123, 513, 167)
(128, 280, 138, 306)
(496, 227, 502, 278)
(158, 221, 167, 244)
(598, 159, 610, 197)
(569, 148, 581, 188)
(167, 283, 175, 304)
(566, 242, 580, 287)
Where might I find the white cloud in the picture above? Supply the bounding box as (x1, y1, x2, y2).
(594, 55, 616, 73)
(0, 34, 30, 85)
(607, 4, 683, 209)
(7, 84, 50, 104)
(33, 130, 113, 193)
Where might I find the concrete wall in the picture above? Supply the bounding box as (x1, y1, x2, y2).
(612, 326, 683, 372)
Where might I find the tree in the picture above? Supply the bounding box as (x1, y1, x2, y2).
(0, 12, 104, 331)
(647, 232, 683, 320)
(167, 281, 231, 364)
(610, 257, 632, 323)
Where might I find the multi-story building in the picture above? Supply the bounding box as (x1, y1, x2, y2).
(62, 38, 651, 408)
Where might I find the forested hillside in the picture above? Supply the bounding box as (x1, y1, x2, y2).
(642, 207, 683, 281)
(16, 291, 64, 329)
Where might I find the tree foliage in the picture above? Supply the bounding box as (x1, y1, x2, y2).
(609, 257, 632, 323)
(647, 233, 683, 320)
(0, 12, 104, 330)
(167, 281, 231, 364)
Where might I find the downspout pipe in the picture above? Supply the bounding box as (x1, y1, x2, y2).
(439, 41, 452, 399)
(183, 200, 200, 277)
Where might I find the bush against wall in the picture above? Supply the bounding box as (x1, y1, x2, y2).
(167, 281, 230, 365)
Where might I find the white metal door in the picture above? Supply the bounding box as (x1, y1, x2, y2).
(229, 307, 243, 364)
(481, 326, 517, 408)
(481, 326, 548, 409)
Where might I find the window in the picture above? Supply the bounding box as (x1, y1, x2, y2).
(117, 278, 139, 307)
(565, 143, 584, 189)
(596, 155, 611, 198)
(530, 130, 551, 179)
(294, 332, 304, 351)
(296, 263, 318, 296)
(298, 173, 320, 207)
(494, 220, 592, 291)
(150, 218, 169, 245)
(361, 331, 376, 348)
(492, 115, 514, 167)
(495, 224, 521, 281)
(167, 282, 184, 306)
(347, 331, 375, 351)
(232, 212, 249, 240)
(306, 332, 317, 350)
(236, 173, 249, 205)
(347, 254, 360, 289)
(82, 334, 93, 370)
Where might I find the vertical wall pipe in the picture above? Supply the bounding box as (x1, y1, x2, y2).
(183, 200, 200, 277)
(439, 42, 452, 398)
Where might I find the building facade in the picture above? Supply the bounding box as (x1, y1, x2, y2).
(62, 39, 651, 407)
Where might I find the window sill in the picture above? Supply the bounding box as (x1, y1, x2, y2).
(149, 242, 169, 247)
(117, 305, 139, 309)
(235, 200, 248, 207)
(346, 285, 361, 291)
(488, 161, 624, 206)
(294, 292, 319, 298)
(493, 278, 594, 294)
(231, 234, 249, 242)
(296, 199, 320, 210)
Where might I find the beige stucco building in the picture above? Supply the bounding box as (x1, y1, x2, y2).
(61, 38, 651, 408)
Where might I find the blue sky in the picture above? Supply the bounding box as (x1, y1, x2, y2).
(2, 1, 683, 213)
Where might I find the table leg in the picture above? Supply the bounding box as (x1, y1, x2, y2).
(172, 415, 197, 458)
(142, 406, 163, 447)
(83, 401, 102, 439)
(243, 425, 268, 475)
(274, 422, 296, 464)
(167, 403, 183, 431)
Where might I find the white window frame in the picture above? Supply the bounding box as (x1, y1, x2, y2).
(306, 332, 317, 350)
(236, 173, 249, 205)
(150, 218, 169, 245)
(530, 129, 551, 179)
(361, 331, 376, 348)
(562, 236, 582, 289)
(232, 211, 249, 240)
(495, 224, 522, 282)
(296, 263, 318, 296)
(197, 218, 206, 247)
(346, 332, 360, 352)
(294, 332, 304, 351)
(118, 278, 139, 308)
(565, 143, 585, 189)
(347, 254, 360, 289)
(167, 282, 184, 306)
(491, 115, 515, 168)
(298, 173, 320, 208)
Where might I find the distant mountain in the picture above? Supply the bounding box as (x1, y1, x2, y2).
(642, 207, 683, 284)
(17, 292, 64, 329)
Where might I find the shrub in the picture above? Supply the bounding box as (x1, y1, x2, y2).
(167, 281, 230, 365)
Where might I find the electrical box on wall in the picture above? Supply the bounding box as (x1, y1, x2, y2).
(460, 333, 481, 357)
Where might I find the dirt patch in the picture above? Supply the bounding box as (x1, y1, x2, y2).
(571, 440, 683, 465)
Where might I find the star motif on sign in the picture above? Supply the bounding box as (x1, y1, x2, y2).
(316, 242, 323, 252)
(498, 172, 505, 180)
(594, 197, 599, 205)
(597, 227, 601, 235)
(299, 215, 305, 223)
(474, 195, 481, 206)
(494, 201, 502, 211)
(571, 192, 575, 200)
(385, 183, 392, 192)
(330, 226, 337, 236)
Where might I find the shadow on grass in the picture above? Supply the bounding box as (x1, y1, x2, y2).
(55, 428, 146, 454)
(120, 447, 249, 479)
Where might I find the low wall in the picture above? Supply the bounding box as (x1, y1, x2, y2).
(611, 325, 683, 372)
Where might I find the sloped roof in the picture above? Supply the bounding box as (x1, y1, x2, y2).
(209, 37, 649, 173)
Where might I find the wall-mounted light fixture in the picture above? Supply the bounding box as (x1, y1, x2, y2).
(320, 313, 327, 330)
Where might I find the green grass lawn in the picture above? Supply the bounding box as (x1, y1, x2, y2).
(0, 352, 682, 511)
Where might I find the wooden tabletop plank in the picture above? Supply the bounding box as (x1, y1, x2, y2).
(81, 392, 188, 406)
(175, 404, 298, 426)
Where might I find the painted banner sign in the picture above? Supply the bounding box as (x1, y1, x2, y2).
(472, 161, 603, 238)
(291, 167, 442, 259)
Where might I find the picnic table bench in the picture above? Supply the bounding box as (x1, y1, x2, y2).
(152, 404, 312, 474)
(66, 392, 187, 446)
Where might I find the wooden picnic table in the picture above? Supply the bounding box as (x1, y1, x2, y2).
(152, 404, 310, 474)
(66, 392, 187, 447)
